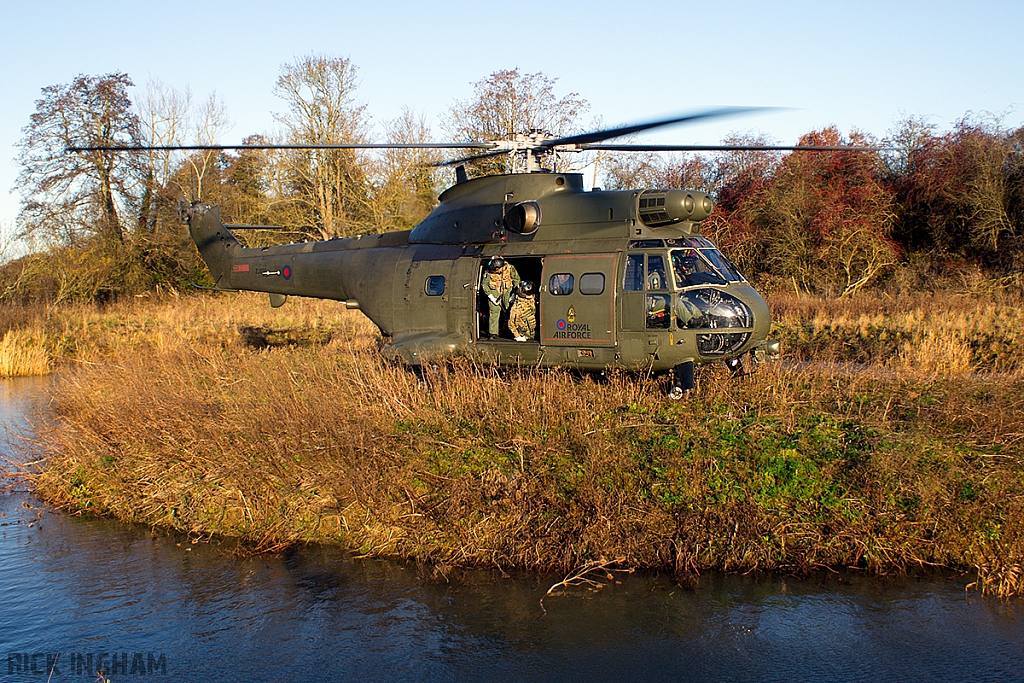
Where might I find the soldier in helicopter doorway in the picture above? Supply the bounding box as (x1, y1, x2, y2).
(508, 280, 538, 342)
(482, 257, 521, 338)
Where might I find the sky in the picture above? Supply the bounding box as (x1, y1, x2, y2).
(1, 0, 1022, 237)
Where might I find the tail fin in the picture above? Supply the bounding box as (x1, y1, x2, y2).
(186, 204, 241, 289)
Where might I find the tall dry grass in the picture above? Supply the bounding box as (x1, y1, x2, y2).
(770, 290, 1024, 376)
(0, 329, 50, 377)
(11, 290, 1024, 597)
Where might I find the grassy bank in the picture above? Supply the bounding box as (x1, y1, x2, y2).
(11, 291, 1024, 596)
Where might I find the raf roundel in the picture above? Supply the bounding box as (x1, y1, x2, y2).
(282, 265, 292, 280)
(556, 319, 566, 331)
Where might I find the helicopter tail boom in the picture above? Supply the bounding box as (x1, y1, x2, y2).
(186, 204, 243, 289)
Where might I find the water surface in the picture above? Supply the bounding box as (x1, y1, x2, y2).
(1, 378, 1021, 682)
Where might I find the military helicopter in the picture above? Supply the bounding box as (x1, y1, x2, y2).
(76, 107, 870, 398)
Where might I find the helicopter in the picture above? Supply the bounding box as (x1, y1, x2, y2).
(76, 108, 871, 398)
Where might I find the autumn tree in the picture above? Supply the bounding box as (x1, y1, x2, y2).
(886, 116, 1018, 269)
(15, 73, 144, 246)
(445, 69, 589, 176)
(221, 136, 274, 226)
(714, 128, 898, 295)
(1005, 126, 1024, 268)
(273, 54, 372, 239)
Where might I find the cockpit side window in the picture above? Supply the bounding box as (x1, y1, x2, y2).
(624, 254, 644, 292)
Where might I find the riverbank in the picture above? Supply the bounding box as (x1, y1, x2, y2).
(10, 291, 1024, 596)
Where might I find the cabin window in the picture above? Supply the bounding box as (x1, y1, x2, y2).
(624, 254, 644, 291)
(579, 273, 605, 295)
(425, 276, 445, 296)
(549, 273, 574, 295)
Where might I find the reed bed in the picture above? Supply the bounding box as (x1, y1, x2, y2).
(10, 291, 1024, 597)
(0, 329, 51, 377)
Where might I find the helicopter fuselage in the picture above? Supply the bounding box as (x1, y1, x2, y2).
(188, 172, 776, 374)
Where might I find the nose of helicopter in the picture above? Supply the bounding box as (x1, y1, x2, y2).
(733, 283, 772, 343)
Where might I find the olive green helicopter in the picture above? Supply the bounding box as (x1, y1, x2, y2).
(75, 107, 870, 398)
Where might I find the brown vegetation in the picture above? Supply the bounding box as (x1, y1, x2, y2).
(12, 291, 1024, 597)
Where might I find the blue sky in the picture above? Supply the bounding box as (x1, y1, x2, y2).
(1, 0, 1022, 235)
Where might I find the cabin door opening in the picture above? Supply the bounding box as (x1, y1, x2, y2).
(477, 257, 543, 341)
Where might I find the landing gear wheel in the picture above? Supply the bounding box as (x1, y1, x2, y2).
(667, 361, 695, 400)
(726, 357, 745, 376)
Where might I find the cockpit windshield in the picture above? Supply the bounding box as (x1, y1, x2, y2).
(666, 237, 745, 283)
(670, 249, 727, 287)
(699, 248, 743, 282)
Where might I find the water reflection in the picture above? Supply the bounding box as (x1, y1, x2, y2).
(2, 378, 1022, 682)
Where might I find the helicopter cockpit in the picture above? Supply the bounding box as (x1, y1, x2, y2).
(625, 238, 756, 357)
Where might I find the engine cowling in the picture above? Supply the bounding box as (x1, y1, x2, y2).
(638, 189, 713, 227)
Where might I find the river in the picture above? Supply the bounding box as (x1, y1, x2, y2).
(1, 378, 1022, 682)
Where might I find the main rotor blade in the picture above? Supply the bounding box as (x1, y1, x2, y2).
(66, 142, 497, 152)
(431, 149, 512, 168)
(578, 143, 886, 152)
(542, 107, 771, 148)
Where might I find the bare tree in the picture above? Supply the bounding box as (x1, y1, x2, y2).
(886, 114, 1017, 263)
(602, 151, 720, 193)
(368, 108, 442, 232)
(882, 115, 936, 180)
(15, 73, 143, 246)
(444, 69, 589, 176)
(138, 79, 192, 232)
(181, 92, 232, 202)
(273, 54, 371, 239)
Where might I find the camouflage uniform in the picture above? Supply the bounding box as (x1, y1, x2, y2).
(508, 291, 537, 340)
(482, 263, 521, 336)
